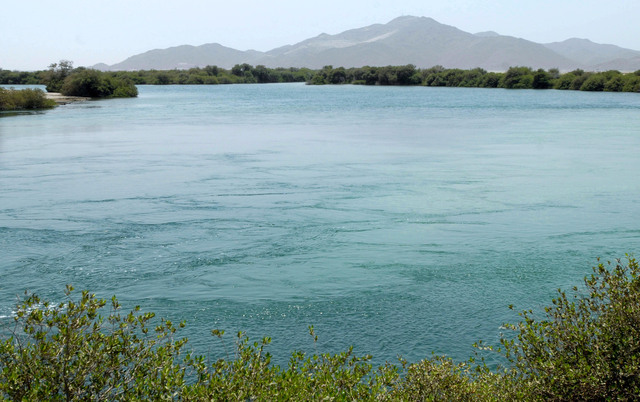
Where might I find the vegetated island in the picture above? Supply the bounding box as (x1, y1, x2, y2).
(0, 61, 138, 112)
(41, 60, 138, 98)
(1, 257, 639, 400)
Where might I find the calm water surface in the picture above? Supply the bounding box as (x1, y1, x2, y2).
(1, 84, 639, 365)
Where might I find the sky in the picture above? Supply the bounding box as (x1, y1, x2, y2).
(2, 0, 639, 71)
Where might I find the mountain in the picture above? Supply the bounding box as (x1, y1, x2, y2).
(255, 16, 574, 70)
(592, 56, 640, 72)
(474, 31, 500, 37)
(94, 16, 640, 72)
(543, 38, 640, 68)
(106, 43, 263, 71)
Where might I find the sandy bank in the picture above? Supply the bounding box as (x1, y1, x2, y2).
(45, 93, 91, 105)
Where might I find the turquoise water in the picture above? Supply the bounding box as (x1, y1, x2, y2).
(1, 84, 639, 365)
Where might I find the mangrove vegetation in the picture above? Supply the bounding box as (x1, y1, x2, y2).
(307, 64, 640, 92)
(1, 257, 639, 400)
(42, 61, 138, 98)
(1, 62, 314, 88)
(3, 63, 640, 93)
(0, 88, 56, 111)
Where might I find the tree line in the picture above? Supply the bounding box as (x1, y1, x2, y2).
(3, 63, 640, 93)
(308, 64, 640, 92)
(1, 63, 314, 87)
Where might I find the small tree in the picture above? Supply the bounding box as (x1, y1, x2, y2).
(580, 74, 606, 91)
(396, 64, 419, 85)
(554, 73, 576, 90)
(203, 65, 219, 76)
(532, 69, 552, 89)
(499, 66, 534, 89)
(42, 60, 74, 92)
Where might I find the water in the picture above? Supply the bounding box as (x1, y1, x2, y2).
(1, 84, 639, 365)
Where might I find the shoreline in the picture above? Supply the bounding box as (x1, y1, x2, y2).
(45, 92, 91, 105)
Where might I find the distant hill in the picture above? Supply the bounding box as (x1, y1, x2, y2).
(593, 56, 640, 72)
(474, 31, 500, 37)
(543, 38, 640, 68)
(106, 43, 263, 71)
(255, 16, 574, 71)
(94, 16, 640, 72)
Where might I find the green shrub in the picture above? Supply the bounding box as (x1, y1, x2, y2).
(604, 75, 624, 92)
(480, 72, 501, 88)
(580, 74, 606, 91)
(110, 79, 139, 98)
(309, 74, 327, 85)
(0, 286, 189, 400)
(202, 76, 219, 85)
(61, 69, 110, 97)
(532, 69, 552, 89)
(0, 88, 56, 111)
(61, 70, 137, 98)
(185, 75, 205, 84)
(501, 256, 640, 400)
(570, 73, 591, 90)
(622, 76, 640, 92)
(554, 73, 576, 90)
(499, 67, 534, 89)
(2, 257, 639, 400)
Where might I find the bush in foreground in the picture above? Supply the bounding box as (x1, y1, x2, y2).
(1, 257, 638, 400)
(501, 256, 640, 399)
(0, 88, 56, 111)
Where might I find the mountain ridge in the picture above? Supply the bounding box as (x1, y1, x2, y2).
(96, 16, 640, 72)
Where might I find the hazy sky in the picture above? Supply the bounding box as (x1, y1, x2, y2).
(2, 0, 639, 71)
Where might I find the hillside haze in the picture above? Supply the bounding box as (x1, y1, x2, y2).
(258, 16, 573, 71)
(97, 16, 640, 72)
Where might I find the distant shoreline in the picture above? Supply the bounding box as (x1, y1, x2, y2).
(3, 64, 640, 94)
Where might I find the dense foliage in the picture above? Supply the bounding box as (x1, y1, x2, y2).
(1, 257, 639, 400)
(500, 256, 640, 399)
(37, 61, 138, 98)
(0, 88, 56, 111)
(308, 65, 640, 92)
(1, 63, 314, 88)
(4, 63, 640, 93)
(59, 69, 138, 98)
(125, 64, 315, 84)
(41, 60, 74, 93)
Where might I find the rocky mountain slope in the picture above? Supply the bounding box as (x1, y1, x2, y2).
(96, 16, 640, 72)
